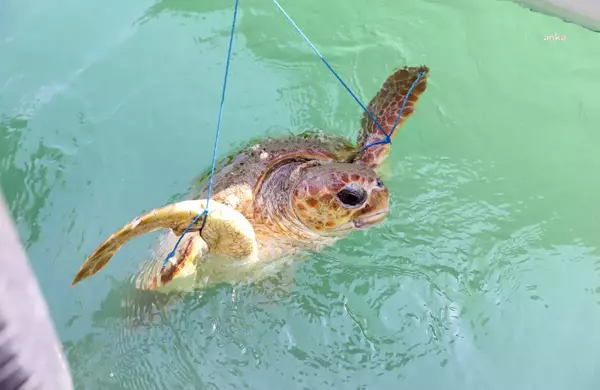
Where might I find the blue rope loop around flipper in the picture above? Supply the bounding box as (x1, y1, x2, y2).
(358, 70, 424, 152)
(164, 0, 423, 267)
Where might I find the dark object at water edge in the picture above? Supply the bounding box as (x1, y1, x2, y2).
(0, 191, 74, 390)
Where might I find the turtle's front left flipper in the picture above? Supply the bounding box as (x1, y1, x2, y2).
(71, 199, 258, 287)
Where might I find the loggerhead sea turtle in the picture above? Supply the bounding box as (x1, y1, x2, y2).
(71, 65, 429, 292)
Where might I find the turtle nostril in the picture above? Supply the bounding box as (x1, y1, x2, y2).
(336, 186, 368, 207)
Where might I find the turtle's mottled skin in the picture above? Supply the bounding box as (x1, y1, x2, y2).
(71, 65, 429, 291)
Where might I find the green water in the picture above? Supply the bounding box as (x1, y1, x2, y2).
(2, 0, 600, 388)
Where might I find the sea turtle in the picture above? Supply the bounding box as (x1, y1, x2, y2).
(71, 65, 429, 292)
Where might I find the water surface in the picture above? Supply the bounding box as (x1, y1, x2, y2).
(2, 0, 600, 388)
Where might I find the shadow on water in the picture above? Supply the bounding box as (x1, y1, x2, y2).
(136, 0, 370, 70)
(0, 115, 66, 247)
(139, 0, 231, 22)
(136, 0, 374, 63)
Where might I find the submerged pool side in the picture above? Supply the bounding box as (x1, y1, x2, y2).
(512, 0, 600, 31)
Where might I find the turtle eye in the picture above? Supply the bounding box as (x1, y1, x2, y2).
(375, 178, 384, 188)
(336, 186, 367, 208)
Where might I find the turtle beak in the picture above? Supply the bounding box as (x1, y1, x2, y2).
(331, 207, 389, 232)
(353, 208, 389, 229)
(354, 185, 390, 228)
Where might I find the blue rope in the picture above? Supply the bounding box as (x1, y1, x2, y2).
(271, 0, 423, 153)
(162, 0, 240, 269)
(270, 0, 389, 140)
(163, 0, 423, 268)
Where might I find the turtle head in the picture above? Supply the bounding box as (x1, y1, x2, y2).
(290, 162, 389, 235)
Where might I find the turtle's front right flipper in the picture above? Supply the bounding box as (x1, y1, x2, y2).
(71, 199, 258, 287)
(354, 66, 429, 169)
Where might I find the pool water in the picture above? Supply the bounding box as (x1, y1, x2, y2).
(2, 0, 600, 388)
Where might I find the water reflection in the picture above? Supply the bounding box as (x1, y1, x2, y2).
(0, 115, 66, 247)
